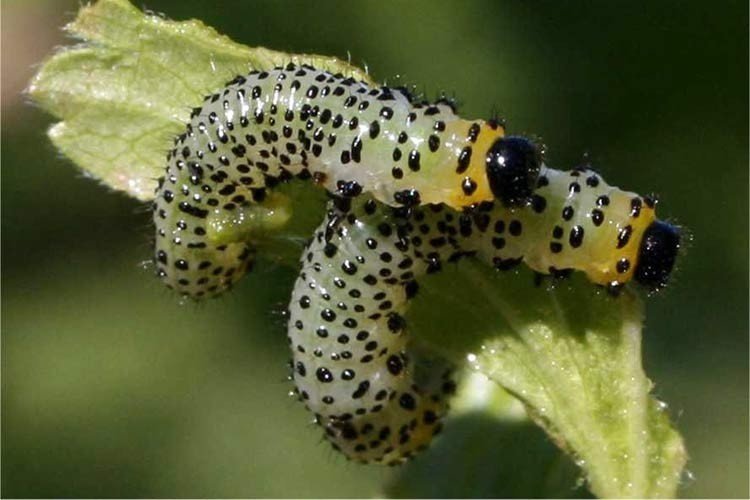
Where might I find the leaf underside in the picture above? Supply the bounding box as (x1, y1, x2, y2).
(27, 0, 686, 497)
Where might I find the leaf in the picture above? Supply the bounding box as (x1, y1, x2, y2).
(397, 263, 686, 498)
(26, 0, 371, 200)
(387, 371, 593, 498)
(27, 1, 687, 498)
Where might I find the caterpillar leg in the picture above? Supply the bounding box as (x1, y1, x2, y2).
(153, 176, 291, 298)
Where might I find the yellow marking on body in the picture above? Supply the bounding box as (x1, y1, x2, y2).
(584, 206, 656, 285)
(442, 122, 505, 209)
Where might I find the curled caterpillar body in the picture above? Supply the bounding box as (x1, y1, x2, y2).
(288, 202, 456, 464)
(288, 166, 680, 463)
(153, 63, 543, 297)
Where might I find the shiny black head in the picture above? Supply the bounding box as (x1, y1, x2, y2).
(634, 220, 681, 292)
(485, 136, 541, 207)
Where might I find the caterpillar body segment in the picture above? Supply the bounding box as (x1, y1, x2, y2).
(153, 64, 545, 297)
(288, 199, 459, 464)
(479, 165, 659, 288)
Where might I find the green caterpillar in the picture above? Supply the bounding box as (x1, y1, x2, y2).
(288, 163, 679, 464)
(153, 64, 539, 297)
(153, 63, 680, 464)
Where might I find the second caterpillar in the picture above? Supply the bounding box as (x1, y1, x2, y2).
(287, 164, 680, 464)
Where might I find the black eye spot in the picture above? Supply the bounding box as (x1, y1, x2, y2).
(485, 136, 541, 206)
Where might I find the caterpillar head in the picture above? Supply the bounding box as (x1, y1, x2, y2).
(485, 136, 542, 207)
(633, 220, 681, 292)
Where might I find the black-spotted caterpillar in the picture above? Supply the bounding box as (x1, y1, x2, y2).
(153, 63, 681, 464)
(154, 64, 541, 298)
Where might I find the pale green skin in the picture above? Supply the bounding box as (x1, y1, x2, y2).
(153, 66, 493, 297)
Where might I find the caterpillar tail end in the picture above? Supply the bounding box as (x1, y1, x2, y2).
(319, 367, 455, 466)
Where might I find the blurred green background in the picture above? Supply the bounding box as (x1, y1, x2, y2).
(2, 0, 747, 497)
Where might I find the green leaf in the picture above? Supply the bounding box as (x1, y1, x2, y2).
(26, 0, 371, 200)
(27, 1, 687, 497)
(398, 263, 687, 498)
(387, 371, 593, 498)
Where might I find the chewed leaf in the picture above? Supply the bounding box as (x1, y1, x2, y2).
(404, 262, 686, 498)
(26, 0, 371, 200)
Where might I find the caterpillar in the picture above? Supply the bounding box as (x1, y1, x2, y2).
(151, 62, 681, 464)
(153, 63, 541, 297)
(287, 163, 680, 464)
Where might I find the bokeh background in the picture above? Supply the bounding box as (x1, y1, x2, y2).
(2, 0, 747, 497)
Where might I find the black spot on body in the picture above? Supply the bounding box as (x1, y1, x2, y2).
(408, 150, 421, 171)
(456, 147, 472, 173)
(569, 226, 584, 248)
(462, 177, 477, 195)
(316, 367, 333, 383)
(616, 258, 631, 273)
(399, 393, 416, 410)
(394, 189, 421, 207)
(617, 225, 633, 248)
(531, 194, 547, 213)
(428, 135, 440, 152)
(562, 206, 574, 221)
(591, 209, 604, 226)
(352, 381, 370, 399)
